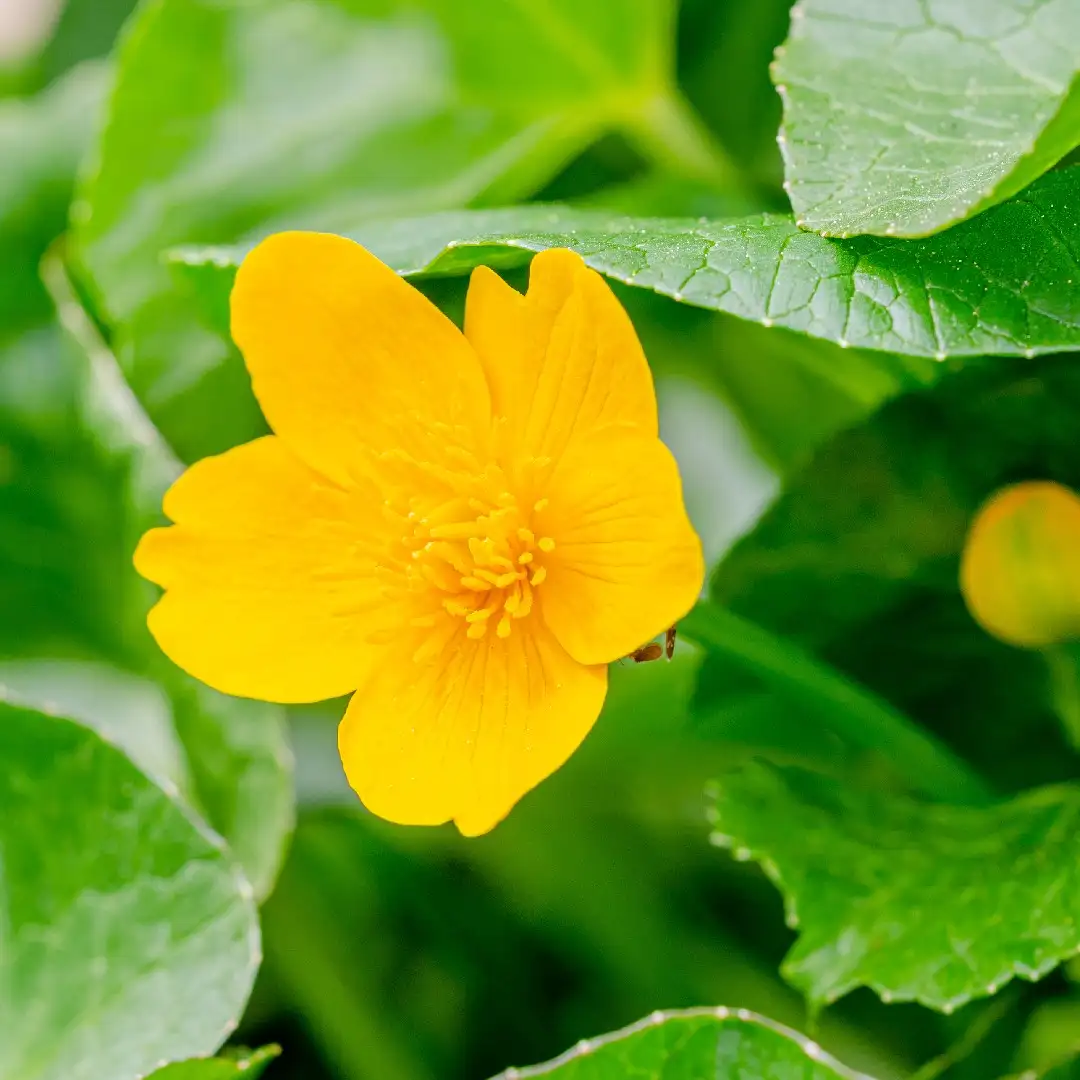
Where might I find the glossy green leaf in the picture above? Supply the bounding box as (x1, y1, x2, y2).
(705, 355, 1080, 795)
(73, 0, 715, 460)
(173, 164, 1080, 366)
(0, 697, 259, 1080)
(144, 1046, 279, 1080)
(775, 0, 1080, 237)
(31, 255, 295, 901)
(489, 1008, 870, 1079)
(709, 761, 1080, 1013)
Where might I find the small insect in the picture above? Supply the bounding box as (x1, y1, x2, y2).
(626, 625, 678, 664)
(628, 641, 663, 663)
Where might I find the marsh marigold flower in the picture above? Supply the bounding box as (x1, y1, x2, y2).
(135, 233, 704, 834)
(961, 480, 1080, 649)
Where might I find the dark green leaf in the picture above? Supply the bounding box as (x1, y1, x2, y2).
(173, 165, 1080, 366)
(489, 1008, 870, 1078)
(144, 1046, 280, 1080)
(1042, 1054, 1080, 1079)
(709, 762, 1080, 1012)
(0, 698, 259, 1080)
(705, 355, 1080, 795)
(681, 602, 991, 805)
(73, 0, 712, 460)
(775, 0, 1080, 237)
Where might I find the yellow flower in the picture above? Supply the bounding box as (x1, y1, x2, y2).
(134, 233, 704, 835)
(960, 480, 1080, 649)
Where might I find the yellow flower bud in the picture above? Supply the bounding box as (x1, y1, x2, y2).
(960, 481, 1080, 649)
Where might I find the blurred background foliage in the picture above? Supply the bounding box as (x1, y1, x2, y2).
(5, 1, 1080, 1078)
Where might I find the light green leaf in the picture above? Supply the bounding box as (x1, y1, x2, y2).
(0, 697, 259, 1080)
(173, 164, 1080, 363)
(709, 761, 1080, 1012)
(0, 658, 189, 794)
(73, 0, 715, 460)
(0, 62, 107, 340)
(37, 254, 295, 902)
(488, 1008, 871, 1079)
(775, 0, 1080, 237)
(144, 1046, 279, 1080)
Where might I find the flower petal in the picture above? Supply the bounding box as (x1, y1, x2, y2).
(135, 436, 388, 703)
(538, 427, 704, 665)
(463, 249, 657, 473)
(231, 232, 491, 487)
(338, 620, 607, 835)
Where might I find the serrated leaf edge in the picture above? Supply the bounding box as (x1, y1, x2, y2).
(705, 776, 1080, 1015)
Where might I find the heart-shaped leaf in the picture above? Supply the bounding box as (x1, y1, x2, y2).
(0, 697, 259, 1080)
(774, 0, 1080, 237)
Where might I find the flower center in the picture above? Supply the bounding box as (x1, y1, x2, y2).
(397, 490, 554, 643)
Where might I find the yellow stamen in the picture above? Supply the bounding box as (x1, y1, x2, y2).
(530, 567, 547, 586)
(538, 537, 555, 552)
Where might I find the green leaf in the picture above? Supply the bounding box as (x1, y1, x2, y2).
(0, 62, 107, 341)
(173, 164, 1080, 365)
(708, 761, 1080, 1013)
(775, 0, 1080, 237)
(73, 0, 712, 460)
(0, 658, 190, 794)
(144, 1046, 280, 1080)
(704, 355, 1080, 794)
(33, 254, 295, 902)
(0, 697, 259, 1080)
(488, 1008, 870, 1078)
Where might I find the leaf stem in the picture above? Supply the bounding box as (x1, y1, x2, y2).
(1044, 644, 1080, 751)
(679, 601, 994, 806)
(626, 91, 748, 192)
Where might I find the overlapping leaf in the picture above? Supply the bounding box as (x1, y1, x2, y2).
(709, 762, 1080, 1012)
(0, 699, 259, 1080)
(490, 1008, 871, 1079)
(775, 0, 1080, 237)
(174, 165, 1080, 374)
(72, 0, 697, 460)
